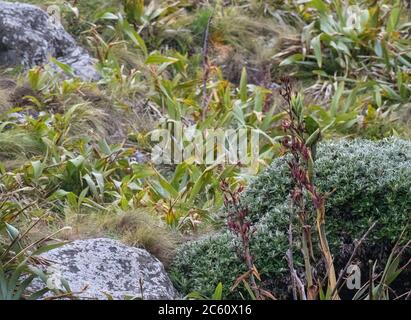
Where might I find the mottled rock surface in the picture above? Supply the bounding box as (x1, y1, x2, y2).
(31, 238, 178, 300)
(0, 1, 98, 80)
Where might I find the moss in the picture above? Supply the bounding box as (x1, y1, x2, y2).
(171, 138, 411, 298)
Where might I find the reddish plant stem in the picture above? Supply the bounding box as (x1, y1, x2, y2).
(279, 77, 338, 299)
(221, 181, 261, 299)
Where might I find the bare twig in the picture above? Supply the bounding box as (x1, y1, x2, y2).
(294, 272, 307, 300)
(393, 289, 411, 300)
(286, 210, 298, 300)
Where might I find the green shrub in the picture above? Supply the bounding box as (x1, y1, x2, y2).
(171, 138, 411, 298)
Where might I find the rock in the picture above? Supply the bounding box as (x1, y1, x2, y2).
(31, 238, 179, 300)
(0, 1, 99, 80)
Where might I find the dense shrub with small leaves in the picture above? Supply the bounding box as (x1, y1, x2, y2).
(171, 138, 411, 298)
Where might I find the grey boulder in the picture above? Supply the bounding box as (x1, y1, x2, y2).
(0, 1, 99, 80)
(31, 238, 178, 300)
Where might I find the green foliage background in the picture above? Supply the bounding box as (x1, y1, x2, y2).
(0, 0, 410, 299)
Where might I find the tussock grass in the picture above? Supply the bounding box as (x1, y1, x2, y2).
(0, 130, 44, 159)
(63, 208, 180, 266)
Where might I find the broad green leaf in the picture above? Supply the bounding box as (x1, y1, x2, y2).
(124, 28, 148, 57)
(148, 180, 169, 199)
(242, 281, 256, 300)
(306, 128, 321, 147)
(27, 288, 49, 300)
(83, 174, 98, 198)
(384, 254, 402, 285)
(66, 192, 78, 208)
(232, 101, 245, 125)
(31, 160, 43, 181)
(187, 167, 216, 204)
(78, 187, 89, 207)
(92, 171, 105, 195)
(343, 87, 359, 113)
(254, 87, 264, 113)
(373, 86, 382, 108)
(387, 2, 400, 33)
(68, 155, 85, 169)
(50, 189, 69, 199)
(171, 163, 188, 190)
(132, 164, 156, 179)
(145, 54, 179, 65)
(185, 292, 207, 300)
(330, 81, 344, 116)
(239, 67, 248, 103)
(304, 115, 320, 136)
(51, 58, 74, 76)
(28, 68, 41, 90)
(5, 223, 20, 241)
(98, 139, 112, 156)
(0, 162, 5, 175)
(311, 34, 322, 68)
(308, 0, 329, 14)
(158, 177, 178, 198)
(99, 12, 119, 20)
(211, 282, 223, 300)
(279, 53, 304, 66)
(374, 40, 383, 57)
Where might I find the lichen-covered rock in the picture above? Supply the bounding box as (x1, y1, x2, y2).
(0, 1, 98, 80)
(32, 238, 178, 300)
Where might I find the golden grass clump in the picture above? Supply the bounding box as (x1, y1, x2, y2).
(64, 208, 180, 267)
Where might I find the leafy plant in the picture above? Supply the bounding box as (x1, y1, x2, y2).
(0, 196, 69, 299)
(277, 0, 411, 112)
(185, 282, 224, 300)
